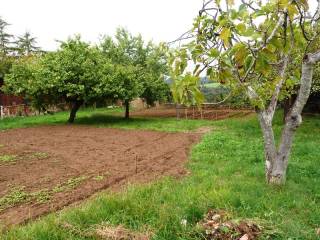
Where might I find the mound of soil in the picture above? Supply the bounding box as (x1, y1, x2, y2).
(0, 125, 201, 226)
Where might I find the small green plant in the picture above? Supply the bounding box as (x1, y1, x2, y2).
(0, 187, 29, 210)
(31, 189, 51, 204)
(0, 144, 4, 148)
(0, 155, 17, 163)
(53, 176, 88, 193)
(93, 175, 104, 181)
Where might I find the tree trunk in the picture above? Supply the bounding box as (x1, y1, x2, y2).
(176, 104, 181, 119)
(68, 100, 83, 123)
(124, 100, 130, 119)
(257, 53, 318, 185)
(193, 106, 195, 119)
(176, 104, 184, 120)
(283, 98, 291, 123)
(283, 95, 296, 123)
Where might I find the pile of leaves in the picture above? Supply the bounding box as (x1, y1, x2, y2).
(197, 210, 261, 240)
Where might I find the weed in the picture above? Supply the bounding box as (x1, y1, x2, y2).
(0, 155, 17, 163)
(93, 175, 104, 181)
(0, 187, 29, 210)
(31, 189, 51, 204)
(53, 176, 88, 193)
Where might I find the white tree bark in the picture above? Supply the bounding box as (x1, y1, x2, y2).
(257, 52, 320, 184)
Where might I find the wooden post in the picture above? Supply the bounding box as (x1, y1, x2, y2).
(192, 106, 195, 119)
(135, 155, 138, 174)
(0, 106, 3, 119)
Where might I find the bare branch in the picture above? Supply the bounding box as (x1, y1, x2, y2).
(266, 55, 289, 117)
(241, 0, 258, 11)
(168, 30, 194, 45)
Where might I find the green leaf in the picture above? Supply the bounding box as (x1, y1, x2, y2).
(234, 44, 248, 66)
(287, 4, 298, 20)
(209, 48, 220, 58)
(236, 23, 246, 35)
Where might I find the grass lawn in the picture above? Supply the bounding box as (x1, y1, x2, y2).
(0, 108, 319, 239)
(0, 107, 215, 132)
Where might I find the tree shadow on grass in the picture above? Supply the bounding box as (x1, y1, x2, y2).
(75, 113, 157, 128)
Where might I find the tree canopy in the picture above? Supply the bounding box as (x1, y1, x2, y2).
(15, 31, 40, 56)
(100, 28, 170, 118)
(4, 37, 109, 122)
(3, 29, 170, 121)
(170, 0, 320, 184)
(0, 17, 41, 83)
(0, 17, 13, 56)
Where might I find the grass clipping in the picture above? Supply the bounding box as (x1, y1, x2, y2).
(96, 225, 151, 240)
(60, 222, 152, 240)
(196, 209, 261, 240)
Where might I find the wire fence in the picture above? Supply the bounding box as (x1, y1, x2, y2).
(0, 104, 31, 119)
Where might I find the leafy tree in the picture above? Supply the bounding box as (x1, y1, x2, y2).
(15, 31, 40, 56)
(110, 64, 143, 119)
(171, 0, 320, 184)
(140, 43, 170, 106)
(0, 56, 13, 81)
(4, 36, 109, 123)
(100, 28, 170, 117)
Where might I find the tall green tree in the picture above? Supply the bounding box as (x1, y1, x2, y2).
(4, 36, 110, 123)
(0, 17, 13, 56)
(141, 43, 170, 106)
(0, 17, 14, 82)
(110, 64, 143, 119)
(100, 28, 170, 117)
(171, 0, 320, 185)
(15, 31, 40, 56)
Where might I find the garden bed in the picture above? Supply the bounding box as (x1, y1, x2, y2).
(0, 125, 201, 226)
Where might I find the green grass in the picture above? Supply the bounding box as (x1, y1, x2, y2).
(0, 107, 215, 132)
(0, 110, 319, 239)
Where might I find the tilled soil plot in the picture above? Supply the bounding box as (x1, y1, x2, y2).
(0, 126, 201, 226)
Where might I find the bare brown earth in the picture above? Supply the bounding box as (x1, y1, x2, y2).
(0, 126, 201, 226)
(131, 107, 253, 120)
